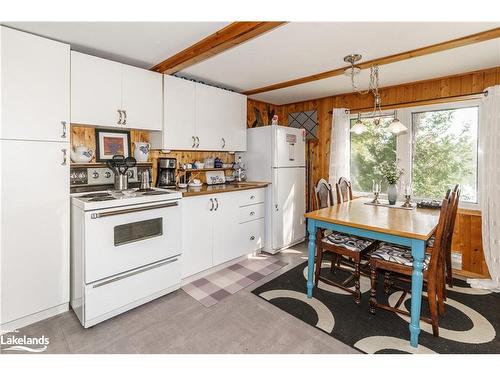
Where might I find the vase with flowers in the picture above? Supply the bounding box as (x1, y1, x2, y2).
(378, 160, 404, 205)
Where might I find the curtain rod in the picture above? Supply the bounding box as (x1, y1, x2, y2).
(327, 90, 488, 115)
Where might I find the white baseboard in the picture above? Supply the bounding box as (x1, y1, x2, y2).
(0, 303, 69, 333)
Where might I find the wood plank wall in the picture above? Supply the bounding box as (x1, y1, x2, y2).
(70, 126, 235, 185)
(248, 66, 500, 278)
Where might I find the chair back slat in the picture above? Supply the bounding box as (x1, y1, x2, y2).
(427, 198, 450, 274)
(313, 179, 334, 210)
(336, 177, 353, 204)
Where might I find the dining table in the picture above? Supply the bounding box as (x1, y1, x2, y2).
(304, 197, 440, 348)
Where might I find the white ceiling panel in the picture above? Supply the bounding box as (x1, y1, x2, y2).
(250, 38, 500, 105)
(2, 22, 229, 69)
(179, 22, 500, 92)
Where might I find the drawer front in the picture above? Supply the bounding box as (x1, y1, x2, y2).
(239, 218, 265, 253)
(84, 257, 180, 322)
(238, 203, 265, 223)
(239, 188, 265, 207)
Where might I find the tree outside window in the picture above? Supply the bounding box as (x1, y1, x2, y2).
(412, 107, 478, 202)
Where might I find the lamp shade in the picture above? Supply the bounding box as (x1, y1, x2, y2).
(388, 118, 407, 134)
(350, 119, 366, 135)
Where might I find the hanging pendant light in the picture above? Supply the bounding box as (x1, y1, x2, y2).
(350, 113, 366, 135)
(387, 110, 408, 134)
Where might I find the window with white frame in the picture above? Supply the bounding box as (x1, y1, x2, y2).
(349, 101, 479, 204)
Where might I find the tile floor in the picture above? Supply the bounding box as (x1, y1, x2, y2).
(1, 242, 357, 354)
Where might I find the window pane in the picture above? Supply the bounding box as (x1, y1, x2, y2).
(350, 117, 397, 193)
(412, 107, 478, 202)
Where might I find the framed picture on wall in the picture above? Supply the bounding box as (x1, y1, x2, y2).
(95, 128, 131, 162)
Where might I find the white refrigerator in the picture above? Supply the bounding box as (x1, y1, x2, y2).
(237, 125, 306, 254)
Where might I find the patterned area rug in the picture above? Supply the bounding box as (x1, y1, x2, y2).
(183, 256, 287, 307)
(252, 259, 500, 354)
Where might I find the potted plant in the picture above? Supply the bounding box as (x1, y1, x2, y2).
(378, 160, 404, 205)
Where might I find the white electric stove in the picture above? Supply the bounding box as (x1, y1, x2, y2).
(70, 187, 183, 328)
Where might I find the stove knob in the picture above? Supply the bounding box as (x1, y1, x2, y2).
(92, 171, 99, 179)
(104, 171, 111, 178)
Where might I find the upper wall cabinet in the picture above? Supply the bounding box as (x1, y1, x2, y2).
(152, 75, 247, 152)
(161, 75, 196, 150)
(71, 52, 162, 131)
(1, 27, 70, 142)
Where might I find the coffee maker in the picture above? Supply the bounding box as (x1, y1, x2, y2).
(156, 158, 177, 188)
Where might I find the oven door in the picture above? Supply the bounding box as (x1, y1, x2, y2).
(84, 200, 181, 283)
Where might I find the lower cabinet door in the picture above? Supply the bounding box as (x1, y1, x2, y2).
(0, 140, 69, 325)
(181, 195, 214, 278)
(212, 193, 241, 265)
(239, 218, 265, 254)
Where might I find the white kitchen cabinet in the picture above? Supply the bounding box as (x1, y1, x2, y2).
(219, 89, 247, 151)
(212, 193, 240, 265)
(71, 51, 123, 128)
(195, 83, 226, 151)
(0, 140, 69, 328)
(181, 188, 266, 279)
(71, 51, 162, 130)
(181, 195, 213, 278)
(1, 26, 70, 142)
(161, 75, 197, 150)
(152, 75, 247, 151)
(121, 64, 162, 130)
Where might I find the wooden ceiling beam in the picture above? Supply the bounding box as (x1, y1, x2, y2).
(243, 27, 500, 96)
(151, 21, 286, 74)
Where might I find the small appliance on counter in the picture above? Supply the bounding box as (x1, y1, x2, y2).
(205, 170, 226, 185)
(156, 158, 177, 188)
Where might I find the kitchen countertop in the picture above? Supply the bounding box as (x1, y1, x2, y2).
(177, 182, 269, 197)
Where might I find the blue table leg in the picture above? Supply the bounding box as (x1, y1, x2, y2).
(306, 219, 317, 298)
(409, 239, 426, 347)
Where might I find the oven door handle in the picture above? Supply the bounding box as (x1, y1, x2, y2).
(90, 201, 178, 219)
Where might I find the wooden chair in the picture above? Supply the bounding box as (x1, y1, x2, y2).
(313, 178, 334, 210)
(336, 177, 353, 204)
(368, 195, 453, 337)
(313, 179, 378, 304)
(445, 185, 460, 287)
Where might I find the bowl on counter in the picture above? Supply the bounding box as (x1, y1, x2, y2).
(225, 175, 236, 183)
(178, 183, 188, 189)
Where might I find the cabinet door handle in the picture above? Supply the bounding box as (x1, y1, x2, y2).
(196, 136, 200, 148)
(122, 110, 127, 126)
(221, 137, 226, 149)
(192, 136, 196, 148)
(250, 236, 255, 241)
(209, 198, 214, 211)
(214, 198, 219, 211)
(250, 195, 255, 200)
(117, 110, 123, 125)
(250, 211, 255, 216)
(61, 149, 67, 165)
(61, 121, 67, 138)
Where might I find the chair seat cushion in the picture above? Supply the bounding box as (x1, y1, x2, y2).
(322, 232, 374, 252)
(370, 243, 431, 270)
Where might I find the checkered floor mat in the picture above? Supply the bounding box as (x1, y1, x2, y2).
(182, 256, 287, 307)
